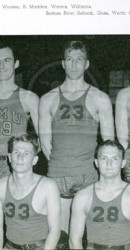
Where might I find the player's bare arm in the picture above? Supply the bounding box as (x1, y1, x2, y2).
(0, 177, 8, 248)
(44, 179, 61, 250)
(0, 201, 3, 248)
(39, 89, 59, 160)
(69, 185, 93, 249)
(122, 183, 130, 220)
(20, 89, 39, 134)
(86, 87, 114, 141)
(115, 89, 129, 150)
(97, 90, 114, 140)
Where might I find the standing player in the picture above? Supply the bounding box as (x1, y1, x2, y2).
(69, 140, 130, 250)
(0, 134, 61, 250)
(115, 87, 130, 182)
(0, 41, 39, 178)
(39, 41, 114, 236)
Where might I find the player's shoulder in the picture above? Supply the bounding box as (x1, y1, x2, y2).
(40, 175, 56, 184)
(39, 176, 59, 192)
(74, 183, 93, 203)
(89, 85, 110, 101)
(122, 183, 130, 206)
(116, 87, 130, 101)
(39, 87, 60, 110)
(0, 176, 8, 200)
(0, 175, 8, 185)
(19, 87, 39, 100)
(124, 183, 130, 195)
(118, 87, 130, 95)
(40, 87, 59, 102)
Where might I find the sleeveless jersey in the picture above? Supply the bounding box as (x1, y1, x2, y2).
(48, 86, 98, 179)
(0, 87, 30, 155)
(126, 87, 130, 145)
(3, 177, 49, 245)
(87, 183, 130, 245)
(128, 116, 130, 146)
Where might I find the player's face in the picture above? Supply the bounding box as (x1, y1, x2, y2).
(62, 49, 89, 80)
(0, 47, 19, 81)
(95, 146, 126, 179)
(9, 141, 38, 174)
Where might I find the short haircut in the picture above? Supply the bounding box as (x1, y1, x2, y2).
(0, 39, 16, 60)
(8, 134, 39, 155)
(95, 140, 125, 160)
(62, 40, 88, 59)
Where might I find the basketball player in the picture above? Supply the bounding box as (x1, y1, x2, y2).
(0, 134, 61, 249)
(0, 41, 39, 178)
(116, 87, 130, 182)
(39, 40, 114, 237)
(70, 140, 130, 250)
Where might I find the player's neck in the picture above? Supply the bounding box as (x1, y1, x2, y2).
(63, 78, 88, 93)
(99, 176, 123, 189)
(0, 80, 17, 98)
(12, 171, 34, 188)
(96, 178, 126, 202)
(0, 77, 16, 88)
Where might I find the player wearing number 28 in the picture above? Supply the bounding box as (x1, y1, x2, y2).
(0, 41, 39, 178)
(70, 140, 130, 250)
(0, 134, 61, 249)
(39, 41, 114, 235)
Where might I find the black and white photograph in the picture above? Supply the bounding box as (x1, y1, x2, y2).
(0, 35, 129, 249)
(0, 0, 130, 249)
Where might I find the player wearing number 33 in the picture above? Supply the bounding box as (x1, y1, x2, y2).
(0, 134, 61, 250)
(0, 41, 39, 178)
(70, 140, 130, 250)
(39, 40, 114, 237)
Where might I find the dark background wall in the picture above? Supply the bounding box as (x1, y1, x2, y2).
(1, 35, 130, 96)
(1, 35, 130, 175)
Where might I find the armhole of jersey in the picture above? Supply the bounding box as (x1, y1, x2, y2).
(35, 176, 43, 189)
(19, 88, 30, 121)
(51, 87, 62, 119)
(85, 85, 99, 123)
(122, 183, 130, 194)
(84, 85, 91, 99)
(59, 86, 61, 93)
(33, 176, 44, 195)
(59, 86, 63, 98)
(15, 86, 20, 92)
(87, 184, 94, 214)
(3, 176, 10, 205)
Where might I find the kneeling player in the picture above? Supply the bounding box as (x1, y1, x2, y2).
(70, 140, 130, 250)
(0, 134, 61, 250)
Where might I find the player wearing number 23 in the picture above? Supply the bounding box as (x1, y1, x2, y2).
(39, 41, 114, 236)
(70, 140, 130, 250)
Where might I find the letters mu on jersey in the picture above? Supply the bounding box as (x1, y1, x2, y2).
(0, 108, 22, 136)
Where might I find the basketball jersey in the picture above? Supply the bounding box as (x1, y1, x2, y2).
(126, 87, 130, 145)
(3, 176, 49, 245)
(87, 183, 130, 245)
(48, 86, 98, 179)
(128, 116, 130, 146)
(0, 88, 30, 155)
